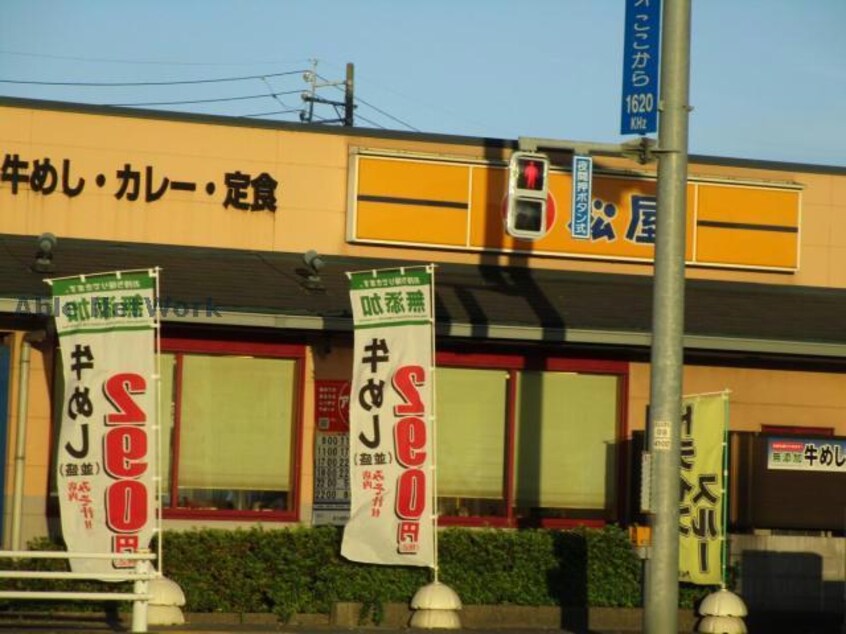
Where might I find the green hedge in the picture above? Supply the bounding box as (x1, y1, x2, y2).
(0, 526, 716, 620)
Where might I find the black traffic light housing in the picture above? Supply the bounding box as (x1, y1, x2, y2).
(506, 151, 551, 240)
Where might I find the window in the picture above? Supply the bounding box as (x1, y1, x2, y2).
(160, 339, 304, 520)
(436, 367, 508, 519)
(760, 424, 833, 437)
(514, 370, 620, 520)
(436, 351, 627, 527)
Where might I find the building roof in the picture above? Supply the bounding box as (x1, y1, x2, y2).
(2, 96, 846, 176)
(2, 233, 846, 360)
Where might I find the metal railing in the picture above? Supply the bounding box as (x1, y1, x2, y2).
(0, 550, 157, 633)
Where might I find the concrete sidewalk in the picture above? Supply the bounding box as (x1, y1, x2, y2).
(1, 609, 843, 634)
(0, 615, 582, 634)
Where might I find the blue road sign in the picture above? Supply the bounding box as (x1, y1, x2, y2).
(570, 155, 592, 240)
(620, 0, 661, 135)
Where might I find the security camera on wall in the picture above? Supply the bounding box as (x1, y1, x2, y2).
(33, 232, 57, 273)
(303, 249, 324, 273)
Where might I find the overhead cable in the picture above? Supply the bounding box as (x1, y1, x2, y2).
(242, 108, 303, 118)
(316, 72, 417, 131)
(106, 89, 303, 107)
(0, 70, 305, 87)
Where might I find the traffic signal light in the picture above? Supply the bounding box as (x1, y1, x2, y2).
(506, 151, 550, 240)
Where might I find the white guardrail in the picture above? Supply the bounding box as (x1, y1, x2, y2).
(0, 550, 156, 633)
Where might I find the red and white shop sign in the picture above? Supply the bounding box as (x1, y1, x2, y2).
(341, 266, 435, 567)
(50, 270, 159, 574)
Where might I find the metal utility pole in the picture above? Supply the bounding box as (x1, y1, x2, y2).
(344, 62, 355, 127)
(643, 1, 692, 633)
(300, 60, 356, 126)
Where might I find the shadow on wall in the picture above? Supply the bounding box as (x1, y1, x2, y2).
(741, 550, 843, 633)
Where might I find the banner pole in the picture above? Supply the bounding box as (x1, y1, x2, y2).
(721, 390, 730, 588)
(153, 267, 163, 575)
(427, 264, 439, 583)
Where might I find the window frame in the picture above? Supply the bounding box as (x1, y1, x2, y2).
(435, 349, 628, 529)
(161, 337, 306, 522)
(760, 424, 834, 437)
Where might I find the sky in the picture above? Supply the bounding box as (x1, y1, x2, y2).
(1, 0, 844, 167)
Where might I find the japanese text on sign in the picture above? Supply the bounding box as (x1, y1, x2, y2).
(313, 380, 351, 526)
(570, 155, 592, 240)
(1, 153, 278, 211)
(342, 267, 434, 568)
(679, 405, 719, 580)
(52, 270, 158, 575)
(678, 395, 725, 586)
(768, 437, 846, 472)
(620, 0, 661, 135)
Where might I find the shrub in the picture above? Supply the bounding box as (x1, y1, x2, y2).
(1, 526, 717, 619)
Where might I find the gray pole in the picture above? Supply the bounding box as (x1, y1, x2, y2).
(345, 63, 355, 127)
(643, 0, 692, 633)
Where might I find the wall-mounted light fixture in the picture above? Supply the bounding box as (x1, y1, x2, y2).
(300, 249, 325, 291)
(32, 232, 57, 273)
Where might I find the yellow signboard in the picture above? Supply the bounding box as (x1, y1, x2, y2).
(679, 393, 727, 585)
(350, 153, 801, 271)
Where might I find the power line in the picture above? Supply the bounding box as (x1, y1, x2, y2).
(106, 89, 303, 108)
(355, 114, 387, 129)
(261, 76, 295, 111)
(319, 60, 495, 136)
(2, 55, 416, 132)
(354, 95, 419, 132)
(242, 108, 302, 118)
(0, 48, 310, 68)
(0, 70, 306, 88)
(317, 72, 417, 132)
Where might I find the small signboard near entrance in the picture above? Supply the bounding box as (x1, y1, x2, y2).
(312, 380, 351, 525)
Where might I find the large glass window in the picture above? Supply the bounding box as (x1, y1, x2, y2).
(514, 371, 619, 519)
(436, 367, 508, 518)
(160, 339, 303, 520)
(435, 351, 626, 527)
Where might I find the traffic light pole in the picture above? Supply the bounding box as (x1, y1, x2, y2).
(643, 1, 692, 633)
(518, 135, 657, 165)
(519, 8, 692, 629)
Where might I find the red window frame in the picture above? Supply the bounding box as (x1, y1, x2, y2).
(161, 338, 306, 522)
(761, 424, 834, 437)
(435, 350, 629, 529)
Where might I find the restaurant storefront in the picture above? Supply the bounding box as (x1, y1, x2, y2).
(1, 98, 845, 590)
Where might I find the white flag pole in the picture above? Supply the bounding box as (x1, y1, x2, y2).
(152, 267, 163, 575)
(427, 264, 439, 582)
(408, 264, 462, 629)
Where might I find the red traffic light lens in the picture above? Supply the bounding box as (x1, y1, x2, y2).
(516, 159, 545, 191)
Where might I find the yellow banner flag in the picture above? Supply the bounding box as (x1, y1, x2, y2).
(679, 393, 727, 585)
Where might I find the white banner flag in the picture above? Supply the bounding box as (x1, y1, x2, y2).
(341, 266, 435, 567)
(50, 270, 159, 574)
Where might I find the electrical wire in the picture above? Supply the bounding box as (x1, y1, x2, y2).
(354, 95, 418, 132)
(105, 89, 303, 108)
(317, 72, 417, 131)
(261, 76, 295, 111)
(1, 58, 415, 131)
(242, 108, 302, 118)
(0, 48, 310, 68)
(354, 114, 387, 129)
(0, 70, 306, 87)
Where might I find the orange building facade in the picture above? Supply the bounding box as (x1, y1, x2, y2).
(0, 98, 845, 605)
